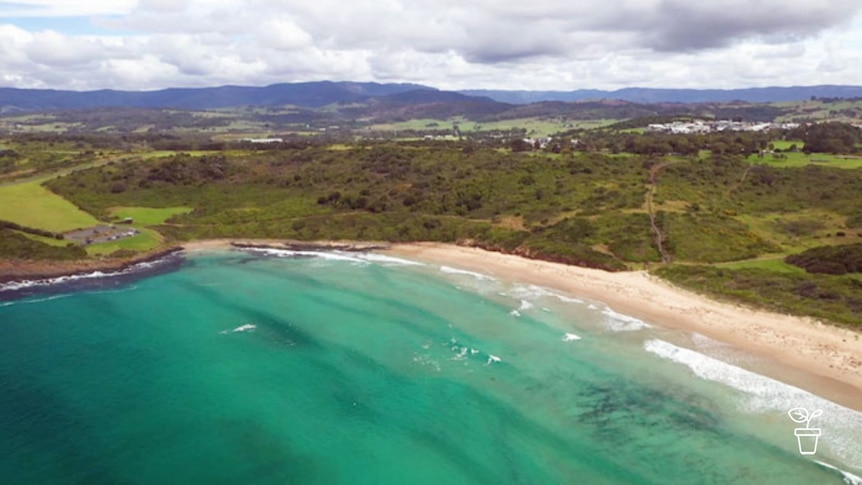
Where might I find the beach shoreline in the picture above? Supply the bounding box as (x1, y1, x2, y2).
(2, 238, 860, 410)
(384, 242, 862, 412)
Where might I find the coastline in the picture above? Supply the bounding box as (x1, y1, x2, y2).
(2, 238, 860, 410)
(0, 239, 388, 283)
(0, 246, 183, 285)
(384, 242, 862, 412)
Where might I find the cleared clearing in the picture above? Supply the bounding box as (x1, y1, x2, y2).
(109, 206, 192, 225)
(0, 180, 99, 232)
(85, 228, 163, 256)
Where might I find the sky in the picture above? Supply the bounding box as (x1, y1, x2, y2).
(1, 0, 862, 92)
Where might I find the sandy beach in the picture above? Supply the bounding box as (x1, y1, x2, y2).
(384, 242, 862, 410)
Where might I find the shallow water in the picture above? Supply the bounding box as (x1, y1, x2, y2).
(0, 250, 859, 484)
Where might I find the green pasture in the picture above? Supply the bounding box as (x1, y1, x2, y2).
(770, 140, 802, 150)
(86, 228, 163, 256)
(368, 117, 605, 137)
(367, 118, 447, 131)
(459, 118, 568, 136)
(713, 257, 805, 273)
(0, 180, 99, 232)
(747, 152, 862, 169)
(109, 206, 192, 225)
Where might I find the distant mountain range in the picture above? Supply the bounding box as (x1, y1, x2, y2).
(462, 86, 862, 104)
(1, 81, 862, 113)
(0, 81, 431, 112)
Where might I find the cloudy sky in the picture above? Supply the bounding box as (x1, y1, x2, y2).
(2, 0, 862, 91)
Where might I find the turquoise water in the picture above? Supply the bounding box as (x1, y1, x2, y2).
(0, 250, 860, 484)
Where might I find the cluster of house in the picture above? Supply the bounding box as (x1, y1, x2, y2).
(241, 137, 284, 143)
(646, 120, 800, 134)
(522, 137, 555, 149)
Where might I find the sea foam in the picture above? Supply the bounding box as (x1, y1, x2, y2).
(644, 339, 862, 471)
(507, 284, 584, 304)
(815, 460, 862, 485)
(241, 248, 367, 264)
(354, 253, 425, 266)
(601, 307, 651, 332)
(439, 266, 496, 280)
(0, 257, 174, 293)
(220, 324, 257, 334)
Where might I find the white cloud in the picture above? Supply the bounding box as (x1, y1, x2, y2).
(0, 0, 137, 17)
(0, 0, 860, 91)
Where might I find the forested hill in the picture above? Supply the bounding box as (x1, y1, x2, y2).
(3, 81, 862, 112)
(0, 81, 432, 112)
(462, 85, 862, 104)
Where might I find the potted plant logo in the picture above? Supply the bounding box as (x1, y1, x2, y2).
(787, 407, 823, 455)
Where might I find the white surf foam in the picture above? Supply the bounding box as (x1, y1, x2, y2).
(0, 256, 174, 293)
(450, 346, 468, 361)
(509, 310, 521, 317)
(486, 355, 501, 365)
(354, 253, 425, 266)
(518, 299, 534, 311)
(412, 353, 441, 372)
(563, 333, 582, 342)
(221, 324, 257, 334)
(0, 294, 72, 307)
(601, 307, 651, 332)
(644, 339, 862, 471)
(0, 271, 107, 292)
(815, 461, 862, 485)
(691, 332, 729, 349)
(242, 248, 368, 264)
(439, 266, 496, 280)
(244, 248, 424, 267)
(507, 284, 584, 304)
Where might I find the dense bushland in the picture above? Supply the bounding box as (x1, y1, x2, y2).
(786, 244, 862, 275)
(655, 265, 862, 326)
(45, 145, 862, 270)
(0, 229, 86, 261)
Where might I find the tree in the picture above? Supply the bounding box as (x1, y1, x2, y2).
(795, 122, 861, 154)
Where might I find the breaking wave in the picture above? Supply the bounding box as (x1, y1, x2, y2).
(644, 339, 862, 472)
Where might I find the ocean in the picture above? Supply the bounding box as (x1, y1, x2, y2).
(0, 249, 860, 484)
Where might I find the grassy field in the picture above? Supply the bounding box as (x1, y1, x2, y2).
(713, 257, 805, 273)
(0, 180, 100, 232)
(86, 228, 163, 256)
(367, 118, 451, 131)
(459, 118, 570, 136)
(747, 152, 862, 169)
(770, 140, 803, 150)
(367, 117, 610, 137)
(109, 206, 192, 225)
